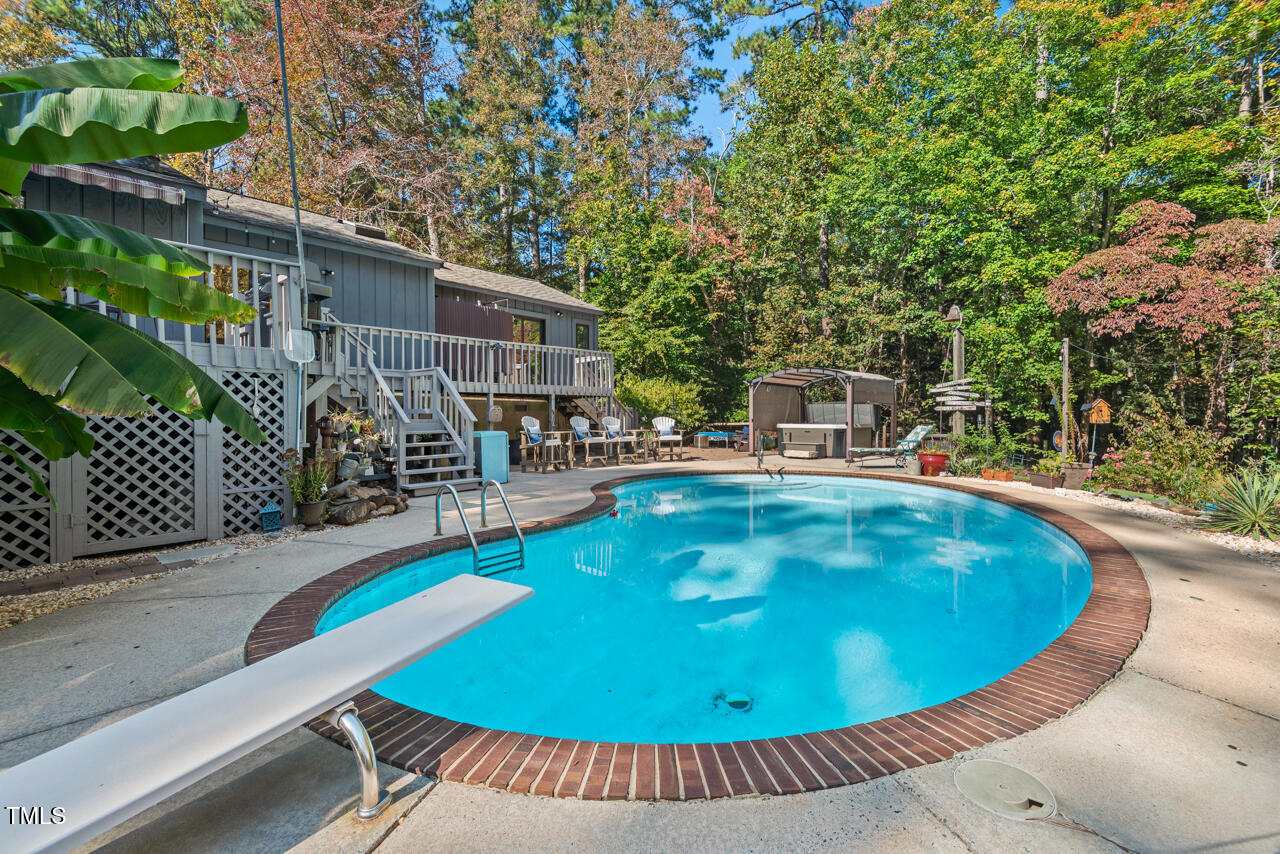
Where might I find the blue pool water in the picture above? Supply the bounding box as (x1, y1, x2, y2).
(317, 475, 1092, 743)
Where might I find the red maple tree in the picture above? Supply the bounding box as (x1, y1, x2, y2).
(1048, 201, 1277, 343)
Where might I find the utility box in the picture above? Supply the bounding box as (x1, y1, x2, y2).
(473, 431, 509, 483)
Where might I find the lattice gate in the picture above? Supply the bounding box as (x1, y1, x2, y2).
(0, 367, 292, 570)
(0, 436, 54, 568)
(211, 368, 290, 537)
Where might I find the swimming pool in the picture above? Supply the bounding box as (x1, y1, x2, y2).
(315, 474, 1092, 744)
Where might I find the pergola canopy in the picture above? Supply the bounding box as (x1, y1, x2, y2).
(748, 367, 897, 407)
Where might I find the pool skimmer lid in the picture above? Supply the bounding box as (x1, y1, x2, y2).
(724, 692, 753, 711)
(954, 760, 1056, 821)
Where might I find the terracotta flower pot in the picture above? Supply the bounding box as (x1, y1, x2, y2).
(992, 470, 1015, 482)
(981, 469, 995, 480)
(298, 500, 327, 529)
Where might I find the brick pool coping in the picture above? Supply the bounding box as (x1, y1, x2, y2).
(245, 471, 1150, 801)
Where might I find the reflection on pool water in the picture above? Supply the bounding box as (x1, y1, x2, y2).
(317, 475, 1092, 743)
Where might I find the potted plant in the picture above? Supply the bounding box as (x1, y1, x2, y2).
(1030, 454, 1066, 489)
(283, 449, 332, 528)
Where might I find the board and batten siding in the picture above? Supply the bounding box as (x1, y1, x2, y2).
(202, 218, 435, 333)
(434, 283, 598, 349)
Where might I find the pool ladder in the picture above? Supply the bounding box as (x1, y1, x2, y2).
(432, 480, 526, 576)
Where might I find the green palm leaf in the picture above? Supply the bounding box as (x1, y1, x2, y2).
(0, 289, 150, 415)
(32, 299, 267, 442)
(0, 88, 247, 194)
(0, 366, 93, 460)
(1, 244, 255, 324)
(0, 444, 54, 504)
(0, 208, 209, 275)
(0, 58, 184, 94)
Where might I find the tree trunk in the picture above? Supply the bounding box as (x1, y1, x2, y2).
(1206, 342, 1230, 436)
(425, 206, 441, 258)
(530, 188, 542, 277)
(818, 214, 830, 288)
(578, 257, 587, 297)
(499, 182, 513, 267)
(1035, 28, 1048, 104)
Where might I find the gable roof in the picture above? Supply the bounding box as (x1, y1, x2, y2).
(435, 261, 603, 315)
(203, 188, 443, 267)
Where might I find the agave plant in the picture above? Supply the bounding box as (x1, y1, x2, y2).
(1203, 471, 1280, 540)
(0, 57, 262, 502)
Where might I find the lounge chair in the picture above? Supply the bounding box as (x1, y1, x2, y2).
(570, 415, 611, 468)
(652, 416, 683, 461)
(520, 416, 564, 473)
(847, 424, 934, 468)
(604, 416, 643, 463)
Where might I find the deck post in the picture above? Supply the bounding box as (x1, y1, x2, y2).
(845, 378, 854, 455)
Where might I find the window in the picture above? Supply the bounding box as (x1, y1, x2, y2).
(576, 323, 591, 349)
(512, 315, 544, 344)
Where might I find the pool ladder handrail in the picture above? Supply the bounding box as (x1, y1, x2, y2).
(431, 482, 524, 576)
(477, 480, 525, 575)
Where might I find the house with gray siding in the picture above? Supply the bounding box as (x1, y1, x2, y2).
(0, 158, 623, 570)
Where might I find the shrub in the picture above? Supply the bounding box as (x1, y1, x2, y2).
(283, 449, 333, 504)
(951, 427, 1033, 472)
(1202, 470, 1280, 540)
(616, 375, 707, 428)
(1091, 394, 1228, 505)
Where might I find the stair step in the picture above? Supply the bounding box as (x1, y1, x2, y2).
(403, 440, 459, 448)
(403, 452, 464, 462)
(402, 476, 481, 496)
(398, 464, 475, 477)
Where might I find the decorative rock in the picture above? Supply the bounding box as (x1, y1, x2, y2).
(372, 505, 396, 517)
(349, 486, 386, 502)
(328, 499, 374, 526)
(328, 479, 358, 499)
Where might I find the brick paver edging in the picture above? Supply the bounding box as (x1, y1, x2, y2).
(245, 471, 1150, 801)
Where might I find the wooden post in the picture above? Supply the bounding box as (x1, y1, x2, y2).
(1061, 337, 1070, 453)
(951, 325, 965, 437)
(845, 378, 854, 450)
(748, 381, 756, 451)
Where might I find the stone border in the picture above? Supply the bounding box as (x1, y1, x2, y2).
(246, 471, 1150, 801)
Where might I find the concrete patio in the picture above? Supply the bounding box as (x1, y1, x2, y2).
(0, 456, 1276, 853)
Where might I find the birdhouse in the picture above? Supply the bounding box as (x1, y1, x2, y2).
(1087, 398, 1112, 424)
(259, 502, 283, 533)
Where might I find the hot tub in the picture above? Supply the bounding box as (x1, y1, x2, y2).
(777, 423, 846, 458)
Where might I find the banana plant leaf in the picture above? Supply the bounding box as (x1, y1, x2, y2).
(0, 88, 247, 194)
(1, 244, 256, 324)
(0, 208, 209, 275)
(0, 250, 97, 299)
(0, 366, 93, 460)
(0, 289, 151, 415)
(0, 444, 54, 504)
(6, 297, 266, 442)
(0, 58, 184, 94)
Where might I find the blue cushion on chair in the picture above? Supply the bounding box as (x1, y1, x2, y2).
(525, 426, 543, 444)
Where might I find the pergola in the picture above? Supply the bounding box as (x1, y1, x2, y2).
(747, 367, 898, 452)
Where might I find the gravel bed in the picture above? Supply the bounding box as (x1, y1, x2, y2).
(0, 569, 177, 630)
(0, 526, 308, 585)
(954, 476, 1280, 571)
(0, 526, 309, 631)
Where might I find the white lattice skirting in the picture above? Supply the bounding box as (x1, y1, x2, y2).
(0, 368, 291, 570)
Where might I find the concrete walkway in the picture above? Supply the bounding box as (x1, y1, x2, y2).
(0, 458, 1276, 854)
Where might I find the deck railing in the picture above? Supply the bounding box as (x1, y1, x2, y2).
(319, 320, 615, 398)
(65, 242, 299, 369)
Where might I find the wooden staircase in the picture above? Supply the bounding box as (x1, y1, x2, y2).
(326, 313, 479, 495)
(558, 394, 637, 430)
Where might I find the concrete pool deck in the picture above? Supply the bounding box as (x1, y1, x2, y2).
(0, 456, 1276, 853)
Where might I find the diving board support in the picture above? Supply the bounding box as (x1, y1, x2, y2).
(0, 573, 533, 854)
(323, 701, 391, 821)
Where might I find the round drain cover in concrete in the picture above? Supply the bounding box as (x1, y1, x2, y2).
(954, 760, 1056, 821)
